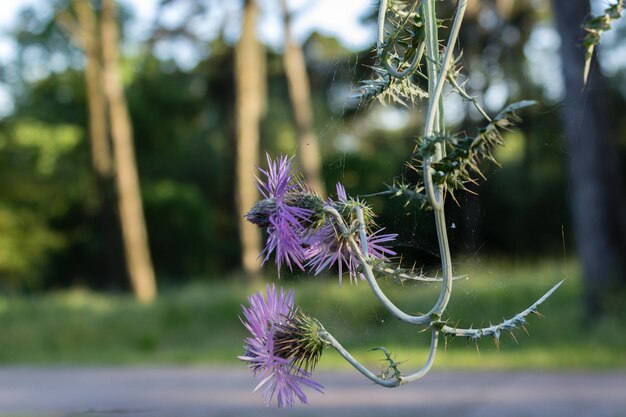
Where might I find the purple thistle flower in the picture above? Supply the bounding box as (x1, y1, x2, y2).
(248, 155, 314, 274)
(305, 183, 397, 285)
(240, 285, 324, 407)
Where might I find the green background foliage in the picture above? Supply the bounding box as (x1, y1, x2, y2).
(0, 0, 624, 293)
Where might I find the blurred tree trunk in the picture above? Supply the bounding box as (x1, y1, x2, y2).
(552, 0, 626, 318)
(280, 0, 326, 196)
(72, 0, 112, 179)
(61, 0, 124, 289)
(101, 0, 157, 302)
(235, 0, 266, 278)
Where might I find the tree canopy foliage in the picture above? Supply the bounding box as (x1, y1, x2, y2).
(0, 0, 624, 291)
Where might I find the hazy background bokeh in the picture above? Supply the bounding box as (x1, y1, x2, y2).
(0, 0, 624, 369)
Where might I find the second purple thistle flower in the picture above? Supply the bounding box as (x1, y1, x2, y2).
(246, 156, 397, 282)
(306, 183, 397, 285)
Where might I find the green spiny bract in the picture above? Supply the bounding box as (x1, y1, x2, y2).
(285, 191, 326, 229)
(334, 197, 377, 230)
(245, 198, 276, 228)
(273, 309, 325, 374)
(411, 100, 536, 194)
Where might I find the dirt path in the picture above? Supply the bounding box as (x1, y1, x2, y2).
(1, 367, 625, 417)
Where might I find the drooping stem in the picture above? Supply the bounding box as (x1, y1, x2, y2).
(355, 205, 370, 258)
(430, 208, 453, 317)
(326, 205, 453, 325)
(378, 0, 423, 79)
(423, 0, 468, 139)
(351, 237, 433, 324)
(319, 329, 400, 387)
(421, 0, 443, 210)
(421, 0, 468, 318)
(319, 327, 440, 387)
(422, 0, 468, 210)
(376, 0, 389, 55)
(333, 0, 469, 326)
(399, 327, 439, 383)
(325, 206, 430, 325)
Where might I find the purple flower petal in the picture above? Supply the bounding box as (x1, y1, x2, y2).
(240, 285, 323, 407)
(335, 182, 347, 201)
(254, 155, 314, 274)
(305, 183, 397, 285)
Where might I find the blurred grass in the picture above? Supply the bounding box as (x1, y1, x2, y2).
(0, 258, 625, 369)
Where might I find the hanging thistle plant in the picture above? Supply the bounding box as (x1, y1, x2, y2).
(237, 0, 583, 407)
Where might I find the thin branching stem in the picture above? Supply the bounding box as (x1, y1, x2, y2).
(377, 0, 389, 55)
(421, 0, 444, 210)
(421, 0, 469, 318)
(355, 205, 370, 258)
(319, 329, 400, 387)
(319, 327, 440, 387)
(448, 74, 492, 122)
(424, 0, 468, 138)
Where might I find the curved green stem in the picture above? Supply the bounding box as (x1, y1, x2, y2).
(421, 0, 444, 210)
(421, 0, 468, 317)
(423, 0, 468, 139)
(378, 0, 423, 79)
(319, 329, 400, 387)
(376, 0, 388, 55)
(326, 205, 456, 325)
(319, 327, 440, 387)
(325, 206, 430, 325)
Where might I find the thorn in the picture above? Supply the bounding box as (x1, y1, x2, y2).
(450, 192, 460, 206)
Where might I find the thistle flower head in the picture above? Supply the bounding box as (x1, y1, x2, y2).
(239, 285, 324, 407)
(246, 155, 315, 274)
(306, 183, 397, 285)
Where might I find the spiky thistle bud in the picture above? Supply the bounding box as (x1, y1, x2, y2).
(274, 309, 326, 374)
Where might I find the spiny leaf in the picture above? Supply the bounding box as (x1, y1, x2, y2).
(411, 100, 537, 193)
(582, 1, 624, 85)
(370, 346, 403, 380)
(438, 280, 564, 342)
